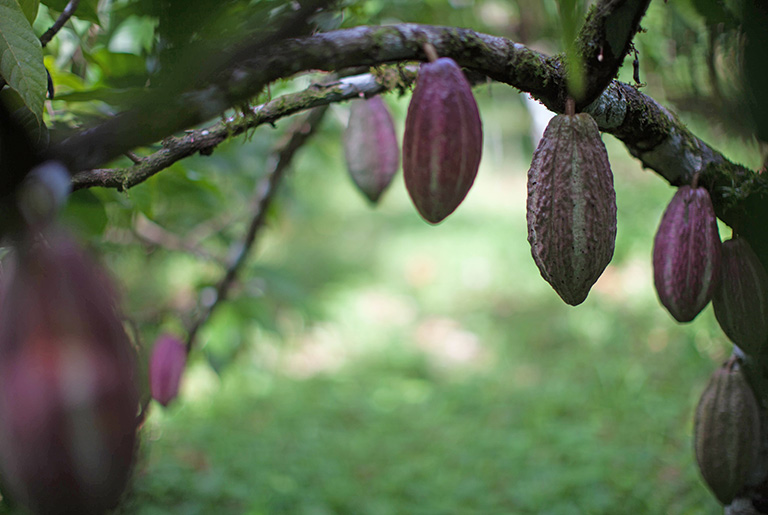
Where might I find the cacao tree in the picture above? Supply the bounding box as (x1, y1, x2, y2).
(0, 0, 767, 512)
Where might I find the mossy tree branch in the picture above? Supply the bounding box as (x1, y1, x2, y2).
(69, 69, 414, 191)
(574, 0, 651, 107)
(60, 23, 764, 235)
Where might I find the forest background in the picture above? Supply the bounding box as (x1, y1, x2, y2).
(1, 0, 762, 513)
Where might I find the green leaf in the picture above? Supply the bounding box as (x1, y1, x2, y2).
(12, 104, 48, 146)
(108, 15, 157, 55)
(53, 87, 144, 106)
(0, 0, 46, 120)
(17, 0, 39, 24)
(557, 0, 586, 101)
(60, 189, 108, 237)
(87, 48, 148, 87)
(41, 0, 100, 25)
(127, 180, 155, 219)
(0, 84, 47, 145)
(691, 0, 737, 28)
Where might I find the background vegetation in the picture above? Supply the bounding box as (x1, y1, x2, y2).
(5, 0, 763, 513)
(118, 93, 731, 513)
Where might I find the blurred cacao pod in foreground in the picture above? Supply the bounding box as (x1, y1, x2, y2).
(652, 185, 721, 322)
(150, 335, 187, 407)
(713, 237, 768, 355)
(694, 358, 761, 506)
(526, 112, 617, 306)
(403, 57, 483, 224)
(344, 96, 399, 204)
(0, 228, 139, 515)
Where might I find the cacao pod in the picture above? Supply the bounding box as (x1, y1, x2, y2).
(526, 112, 617, 306)
(344, 96, 399, 204)
(694, 358, 761, 505)
(403, 57, 483, 224)
(150, 334, 187, 406)
(713, 237, 768, 355)
(0, 228, 139, 515)
(652, 185, 721, 322)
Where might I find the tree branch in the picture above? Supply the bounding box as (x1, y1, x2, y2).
(48, 24, 557, 173)
(40, 0, 80, 47)
(46, 0, 332, 175)
(62, 23, 763, 234)
(70, 69, 413, 191)
(184, 105, 329, 352)
(575, 0, 651, 107)
(582, 81, 761, 230)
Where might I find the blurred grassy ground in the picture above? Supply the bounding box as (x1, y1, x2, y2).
(119, 85, 728, 514)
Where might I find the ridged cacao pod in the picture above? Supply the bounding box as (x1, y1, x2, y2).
(403, 57, 483, 224)
(150, 334, 187, 407)
(0, 228, 139, 515)
(713, 237, 768, 355)
(526, 112, 617, 306)
(652, 185, 721, 322)
(694, 358, 761, 505)
(344, 96, 399, 204)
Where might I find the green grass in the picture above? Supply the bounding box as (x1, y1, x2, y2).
(118, 89, 726, 514)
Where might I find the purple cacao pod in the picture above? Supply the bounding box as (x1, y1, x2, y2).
(713, 237, 768, 355)
(403, 57, 483, 224)
(344, 96, 399, 204)
(694, 358, 761, 505)
(0, 229, 139, 515)
(150, 335, 187, 406)
(526, 112, 617, 306)
(652, 185, 721, 322)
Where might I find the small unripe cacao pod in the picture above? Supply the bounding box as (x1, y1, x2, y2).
(713, 237, 768, 355)
(150, 334, 187, 406)
(403, 57, 483, 224)
(0, 228, 139, 515)
(344, 96, 399, 204)
(652, 185, 721, 322)
(526, 112, 617, 306)
(694, 358, 761, 505)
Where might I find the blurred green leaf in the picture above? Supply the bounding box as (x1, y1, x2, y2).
(200, 304, 246, 375)
(229, 295, 281, 336)
(53, 87, 144, 106)
(0, 86, 47, 145)
(12, 104, 47, 146)
(741, 2, 768, 143)
(558, 0, 586, 101)
(87, 47, 148, 87)
(690, 0, 737, 28)
(108, 15, 157, 55)
(61, 189, 108, 237)
(17, 0, 39, 24)
(0, 0, 45, 121)
(127, 180, 155, 219)
(149, 165, 225, 229)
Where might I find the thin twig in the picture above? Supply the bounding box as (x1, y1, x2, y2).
(184, 105, 329, 353)
(132, 214, 226, 265)
(40, 0, 80, 47)
(124, 151, 143, 164)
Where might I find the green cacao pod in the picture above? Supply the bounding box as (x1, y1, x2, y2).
(403, 57, 483, 224)
(344, 96, 399, 204)
(694, 358, 761, 505)
(713, 237, 768, 355)
(652, 185, 721, 322)
(526, 112, 617, 306)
